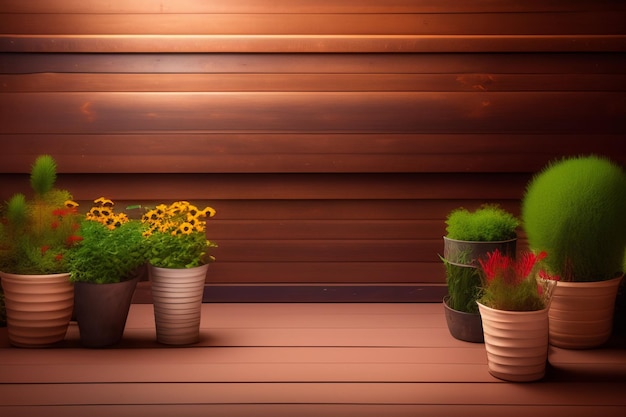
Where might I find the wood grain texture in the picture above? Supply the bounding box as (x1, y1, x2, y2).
(2, 0, 625, 14)
(1, 303, 625, 416)
(0, 0, 624, 291)
(3, 34, 626, 53)
(2, 92, 624, 134)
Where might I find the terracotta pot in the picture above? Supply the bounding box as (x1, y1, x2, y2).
(0, 272, 74, 348)
(478, 302, 549, 382)
(549, 275, 623, 349)
(73, 275, 139, 348)
(150, 264, 208, 345)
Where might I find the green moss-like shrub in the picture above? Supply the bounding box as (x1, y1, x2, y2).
(445, 205, 519, 242)
(522, 155, 626, 282)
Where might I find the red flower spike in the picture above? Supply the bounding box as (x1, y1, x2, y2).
(52, 208, 67, 217)
(478, 249, 512, 283)
(66, 235, 83, 246)
(515, 252, 542, 283)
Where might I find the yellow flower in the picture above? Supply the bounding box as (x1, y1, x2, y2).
(201, 207, 216, 218)
(178, 222, 194, 235)
(94, 197, 114, 207)
(64, 200, 79, 209)
(143, 209, 163, 223)
(88, 207, 102, 218)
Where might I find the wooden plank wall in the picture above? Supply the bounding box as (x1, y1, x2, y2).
(0, 1, 625, 299)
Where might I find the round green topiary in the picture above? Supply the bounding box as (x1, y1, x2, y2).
(521, 155, 626, 282)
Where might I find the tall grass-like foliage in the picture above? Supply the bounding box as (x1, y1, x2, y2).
(0, 155, 82, 274)
(442, 256, 481, 313)
(445, 205, 518, 242)
(522, 156, 626, 282)
(30, 154, 56, 196)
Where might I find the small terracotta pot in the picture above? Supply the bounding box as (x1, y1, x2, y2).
(150, 264, 208, 345)
(478, 302, 549, 382)
(0, 272, 74, 348)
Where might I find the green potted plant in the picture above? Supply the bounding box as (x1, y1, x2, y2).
(0, 155, 81, 347)
(140, 201, 217, 345)
(442, 204, 519, 343)
(477, 249, 559, 382)
(68, 197, 147, 347)
(522, 155, 626, 349)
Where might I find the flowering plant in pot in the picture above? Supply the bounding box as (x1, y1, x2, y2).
(140, 201, 217, 269)
(0, 155, 82, 275)
(521, 155, 626, 348)
(441, 204, 519, 343)
(477, 249, 559, 382)
(139, 201, 217, 345)
(67, 198, 147, 347)
(0, 155, 81, 347)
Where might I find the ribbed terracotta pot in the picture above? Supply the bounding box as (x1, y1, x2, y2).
(74, 275, 139, 348)
(548, 275, 623, 349)
(150, 264, 208, 345)
(0, 271, 74, 348)
(478, 302, 550, 382)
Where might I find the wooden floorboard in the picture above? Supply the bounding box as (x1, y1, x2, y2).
(1, 303, 625, 417)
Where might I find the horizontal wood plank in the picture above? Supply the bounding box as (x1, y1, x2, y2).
(1, 404, 623, 417)
(1, 92, 624, 134)
(205, 262, 446, 284)
(0, 134, 623, 174)
(3, 12, 623, 36)
(0, 173, 532, 201)
(2, 34, 626, 53)
(2, 0, 624, 14)
(3, 381, 624, 406)
(3, 53, 624, 74)
(3, 73, 626, 92)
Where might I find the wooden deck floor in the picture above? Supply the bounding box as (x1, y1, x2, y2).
(1, 303, 625, 417)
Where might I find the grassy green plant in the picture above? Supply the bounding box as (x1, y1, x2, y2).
(445, 205, 518, 242)
(442, 254, 481, 314)
(522, 155, 626, 282)
(478, 249, 558, 311)
(0, 155, 82, 274)
(68, 198, 147, 284)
